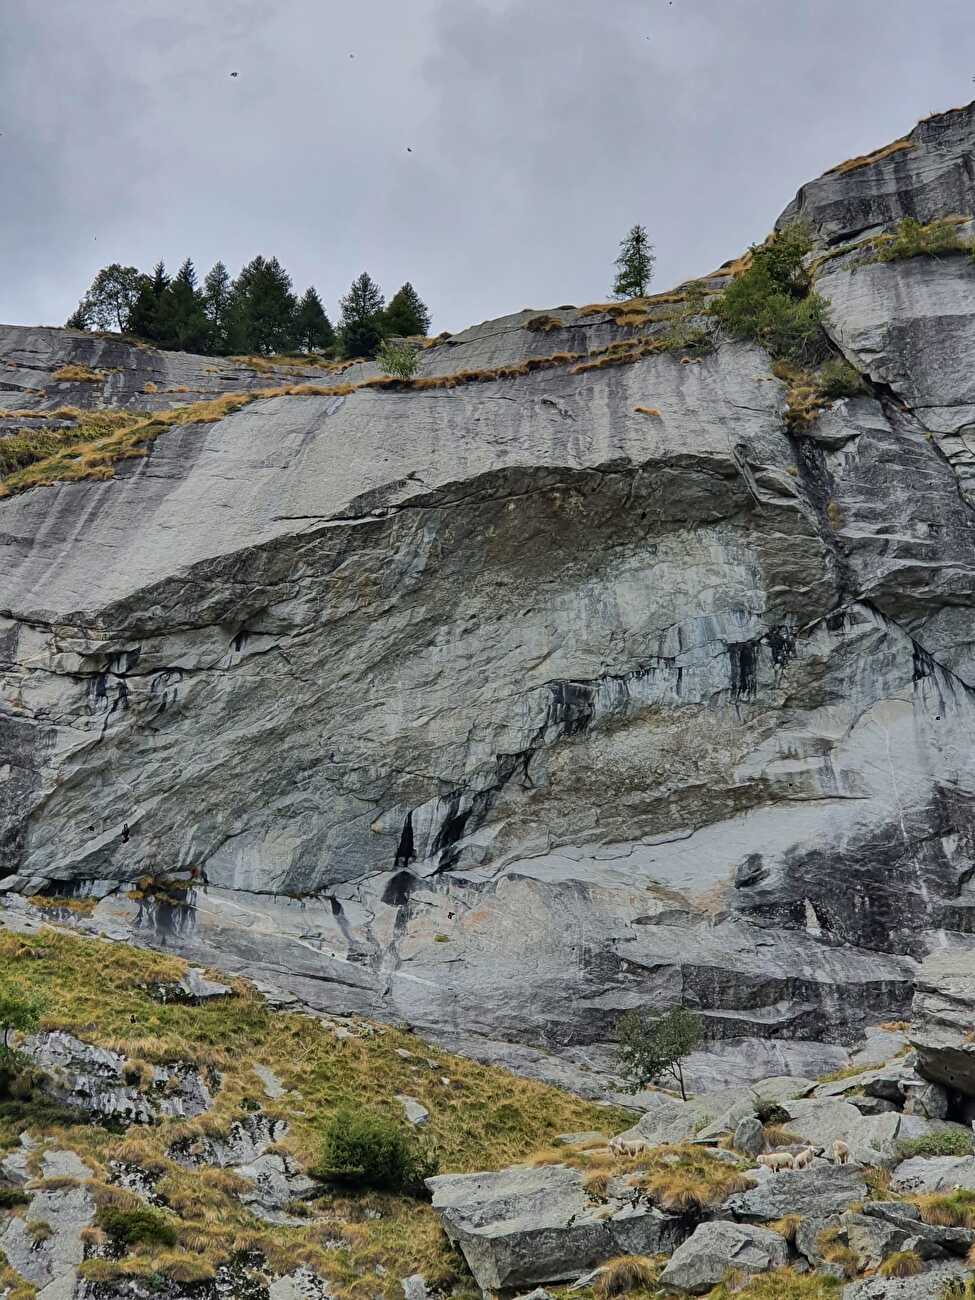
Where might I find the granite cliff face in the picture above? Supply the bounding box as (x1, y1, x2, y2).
(4, 104, 975, 1096)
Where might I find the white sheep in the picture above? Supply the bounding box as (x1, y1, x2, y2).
(609, 1136, 651, 1158)
(832, 1139, 850, 1165)
(792, 1146, 816, 1169)
(757, 1151, 795, 1172)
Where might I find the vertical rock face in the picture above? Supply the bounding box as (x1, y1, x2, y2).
(4, 103, 975, 1089)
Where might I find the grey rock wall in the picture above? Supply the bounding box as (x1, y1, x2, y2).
(5, 102, 975, 1093)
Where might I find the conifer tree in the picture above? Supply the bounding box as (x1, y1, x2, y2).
(155, 258, 210, 352)
(65, 302, 92, 330)
(383, 282, 431, 337)
(612, 225, 655, 299)
(226, 256, 299, 354)
(127, 261, 169, 342)
(295, 287, 335, 353)
(339, 272, 385, 358)
(203, 261, 232, 353)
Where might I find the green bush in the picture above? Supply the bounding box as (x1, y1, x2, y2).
(815, 358, 868, 400)
(95, 1205, 178, 1249)
(873, 217, 968, 263)
(315, 1107, 437, 1195)
(896, 1130, 975, 1160)
(752, 1098, 790, 1125)
(376, 338, 419, 380)
(0, 1186, 29, 1208)
(711, 224, 831, 366)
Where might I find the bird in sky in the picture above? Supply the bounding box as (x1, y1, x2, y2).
(230, 71, 239, 77)
(407, 146, 413, 152)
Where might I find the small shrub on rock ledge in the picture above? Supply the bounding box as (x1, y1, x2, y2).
(615, 1005, 702, 1100)
(315, 1106, 437, 1195)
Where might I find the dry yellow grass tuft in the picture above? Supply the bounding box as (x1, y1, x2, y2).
(593, 1254, 662, 1297)
(52, 363, 105, 383)
(524, 314, 563, 333)
(826, 136, 914, 175)
(877, 1249, 923, 1278)
(633, 406, 661, 418)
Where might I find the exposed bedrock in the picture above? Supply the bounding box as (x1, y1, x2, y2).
(5, 103, 975, 1093)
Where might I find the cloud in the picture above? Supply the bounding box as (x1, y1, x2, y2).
(2, 0, 973, 333)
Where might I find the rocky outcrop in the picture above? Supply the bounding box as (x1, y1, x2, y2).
(5, 103, 975, 1094)
(20, 1030, 214, 1126)
(911, 949, 975, 1096)
(426, 1164, 685, 1292)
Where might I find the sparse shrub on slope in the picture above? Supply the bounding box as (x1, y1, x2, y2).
(376, 338, 419, 380)
(872, 216, 970, 262)
(96, 1203, 179, 1249)
(315, 1107, 437, 1195)
(711, 224, 831, 366)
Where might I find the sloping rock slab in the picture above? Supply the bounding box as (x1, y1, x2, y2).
(911, 949, 975, 1096)
(723, 1164, 866, 1222)
(427, 1164, 685, 1291)
(658, 1220, 789, 1294)
(236, 1152, 318, 1218)
(0, 1180, 93, 1288)
(21, 1030, 213, 1126)
(861, 1200, 975, 1256)
(893, 1155, 975, 1194)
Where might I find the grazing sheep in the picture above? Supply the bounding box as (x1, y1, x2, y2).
(832, 1140, 850, 1165)
(757, 1151, 795, 1172)
(793, 1146, 816, 1169)
(609, 1136, 651, 1157)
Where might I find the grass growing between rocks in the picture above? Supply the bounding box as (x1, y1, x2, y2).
(897, 1130, 975, 1159)
(0, 926, 629, 1300)
(704, 1270, 842, 1299)
(870, 216, 971, 262)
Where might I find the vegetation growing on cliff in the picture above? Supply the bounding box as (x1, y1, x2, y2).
(711, 224, 831, 366)
(870, 215, 971, 262)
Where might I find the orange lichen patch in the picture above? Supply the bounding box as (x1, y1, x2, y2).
(633, 406, 661, 417)
(826, 136, 913, 176)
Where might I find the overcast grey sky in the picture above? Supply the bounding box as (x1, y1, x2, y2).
(2, 0, 973, 334)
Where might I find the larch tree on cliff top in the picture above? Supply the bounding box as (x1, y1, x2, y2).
(612, 224, 655, 299)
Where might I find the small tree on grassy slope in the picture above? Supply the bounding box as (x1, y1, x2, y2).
(615, 1006, 702, 1101)
(613, 224, 655, 299)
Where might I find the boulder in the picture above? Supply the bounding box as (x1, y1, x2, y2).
(658, 1220, 789, 1294)
(733, 1116, 766, 1158)
(861, 1201, 975, 1256)
(426, 1164, 686, 1291)
(892, 1155, 975, 1194)
(780, 1097, 966, 1165)
(395, 1094, 430, 1126)
(903, 1080, 950, 1120)
(268, 1269, 333, 1300)
(795, 1211, 903, 1271)
(723, 1164, 866, 1222)
(400, 1277, 430, 1300)
(911, 934, 975, 1096)
(841, 1261, 969, 1299)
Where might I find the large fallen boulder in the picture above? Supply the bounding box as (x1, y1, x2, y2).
(911, 950, 975, 1095)
(722, 1164, 866, 1222)
(19, 1030, 214, 1126)
(426, 1164, 686, 1292)
(657, 1220, 789, 1294)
